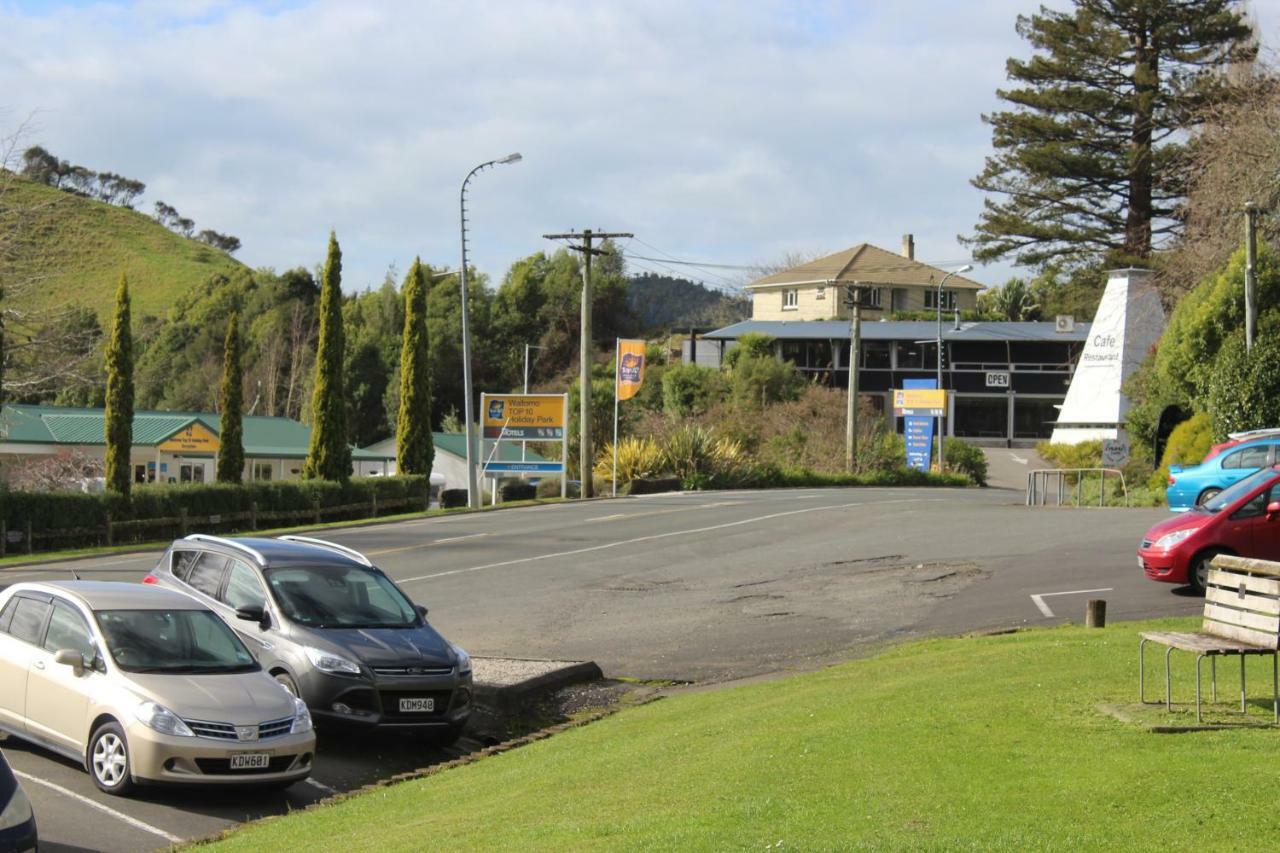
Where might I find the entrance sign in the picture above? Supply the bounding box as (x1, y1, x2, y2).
(158, 422, 221, 454)
(479, 393, 568, 499)
(899, 380, 941, 472)
(1102, 437, 1130, 467)
(482, 394, 566, 440)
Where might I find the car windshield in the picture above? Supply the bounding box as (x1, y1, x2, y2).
(1201, 467, 1280, 513)
(94, 609, 260, 674)
(263, 564, 418, 629)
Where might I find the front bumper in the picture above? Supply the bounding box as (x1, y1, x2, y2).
(300, 668, 473, 729)
(1139, 547, 1190, 585)
(0, 816, 37, 853)
(126, 722, 315, 786)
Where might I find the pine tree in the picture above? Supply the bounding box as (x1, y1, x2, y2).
(104, 274, 134, 495)
(397, 258, 434, 475)
(302, 232, 351, 481)
(216, 312, 245, 483)
(966, 0, 1254, 269)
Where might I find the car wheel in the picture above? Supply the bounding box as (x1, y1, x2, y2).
(1196, 488, 1222, 506)
(89, 722, 135, 796)
(1189, 550, 1223, 595)
(274, 672, 301, 698)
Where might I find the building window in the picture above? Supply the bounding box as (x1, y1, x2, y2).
(866, 288, 882, 308)
(815, 286, 825, 301)
(925, 289, 957, 311)
(253, 463, 273, 481)
(861, 341, 891, 369)
(782, 289, 798, 310)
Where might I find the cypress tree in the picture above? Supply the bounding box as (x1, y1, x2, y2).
(966, 0, 1255, 268)
(216, 312, 245, 483)
(104, 274, 134, 496)
(302, 232, 351, 481)
(397, 258, 434, 475)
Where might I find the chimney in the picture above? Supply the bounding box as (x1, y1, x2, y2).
(901, 234, 915, 260)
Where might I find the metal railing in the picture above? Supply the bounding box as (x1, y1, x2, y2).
(1025, 468, 1129, 507)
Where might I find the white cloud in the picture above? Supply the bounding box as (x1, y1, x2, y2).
(2, 0, 1278, 296)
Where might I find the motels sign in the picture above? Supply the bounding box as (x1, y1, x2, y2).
(482, 394, 567, 440)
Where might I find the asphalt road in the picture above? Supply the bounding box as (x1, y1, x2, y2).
(0, 487, 1199, 851)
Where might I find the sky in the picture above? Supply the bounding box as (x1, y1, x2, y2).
(3, 0, 1279, 296)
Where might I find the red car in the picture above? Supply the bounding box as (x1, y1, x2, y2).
(1140, 465, 1280, 593)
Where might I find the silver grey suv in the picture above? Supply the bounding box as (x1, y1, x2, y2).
(145, 535, 472, 742)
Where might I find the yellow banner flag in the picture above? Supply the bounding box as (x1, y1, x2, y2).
(616, 339, 647, 401)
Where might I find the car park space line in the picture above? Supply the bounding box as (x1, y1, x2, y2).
(305, 778, 338, 795)
(1029, 587, 1114, 618)
(13, 769, 184, 844)
(400, 498, 944, 584)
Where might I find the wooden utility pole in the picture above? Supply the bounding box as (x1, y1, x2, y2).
(1245, 202, 1258, 352)
(542, 229, 633, 498)
(844, 282, 863, 472)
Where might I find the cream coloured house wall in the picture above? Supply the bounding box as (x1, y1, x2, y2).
(751, 284, 977, 321)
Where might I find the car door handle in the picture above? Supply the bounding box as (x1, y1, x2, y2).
(32, 661, 45, 670)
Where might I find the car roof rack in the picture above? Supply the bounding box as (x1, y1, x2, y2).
(276, 535, 373, 567)
(1228, 428, 1280, 441)
(184, 534, 267, 566)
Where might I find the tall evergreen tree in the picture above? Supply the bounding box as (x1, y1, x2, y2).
(966, 0, 1254, 268)
(103, 274, 134, 496)
(216, 312, 245, 483)
(302, 232, 351, 481)
(397, 258, 434, 475)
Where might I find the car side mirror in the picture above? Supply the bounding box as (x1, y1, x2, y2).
(416, 604, 429, 620)
(1268, 501, 1280, 519)
(54, 648, 85, 675)
(236, 605, 270, 628)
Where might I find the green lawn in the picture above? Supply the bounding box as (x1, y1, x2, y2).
(202, 618, 1280, 851)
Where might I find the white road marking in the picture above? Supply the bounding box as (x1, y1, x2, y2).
(1010, 453, 1028, 465)
(305, 778, 338, 796)
(1029, 587, 1113, 618)
(589, 514, 628, 523)
(368, 533, 490, 557)
(13, 769, 183, 843)
(400, 498, 943, 584)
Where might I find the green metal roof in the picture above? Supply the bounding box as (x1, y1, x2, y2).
(432, 432, 551, 463)
(0, 404, 392, 460)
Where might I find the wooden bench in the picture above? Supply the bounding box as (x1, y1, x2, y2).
(1140, 554, 1280, 724)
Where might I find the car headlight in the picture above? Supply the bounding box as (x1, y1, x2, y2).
(1155, 529, 1195, 549)
(0, 781, 32, 831)
(290, 696, 313, 734)
(451, 643, 472, 675)
(134, 701, 194, 737)
(303, 646, 362, 676)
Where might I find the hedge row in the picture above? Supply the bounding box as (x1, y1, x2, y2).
(0, 476, 430, 551)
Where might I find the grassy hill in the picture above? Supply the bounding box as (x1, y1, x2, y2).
(0, 173, 246, 320)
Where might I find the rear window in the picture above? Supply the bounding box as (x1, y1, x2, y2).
(171, 550, 200, 581)
(8, 597, 52, 645)
(0, 597, 16, 634)
(187, 554, 229, 598)
(1223, 445, 1270, 470)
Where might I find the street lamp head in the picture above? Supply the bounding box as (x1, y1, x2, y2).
(499, 153, 523, 164)
(956, 264, 973, 274)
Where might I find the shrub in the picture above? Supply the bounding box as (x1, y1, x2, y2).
(536, 477, 574, 499)
(661, 425, 749, 489)
(661, 364, 726, 418)
(593, 436, 667, 484)
(1037, 440, 1102, 470)
(728, 355, 805, 410)
(499, 481, 537, 502)
(440, 488, 468, 509)
(1149, 412, 1214, 490)
(1207, 318, 1280, 440)
(942, 438, 988, 486)
(723, 332, 776, 369)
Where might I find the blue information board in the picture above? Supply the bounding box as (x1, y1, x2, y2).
(902, 379, 936, 472)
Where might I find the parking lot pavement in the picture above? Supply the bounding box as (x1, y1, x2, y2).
(0, 487, 1203, 849)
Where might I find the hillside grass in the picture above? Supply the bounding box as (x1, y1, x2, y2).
(202, 617, 1280, 851)
(0, 175, 245, 320)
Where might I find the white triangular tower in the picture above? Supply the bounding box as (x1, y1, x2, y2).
(1051, 268, 1165, 444)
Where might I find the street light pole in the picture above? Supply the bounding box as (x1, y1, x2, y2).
(935, 264, 972, 474)
(459, 152, 522, 509)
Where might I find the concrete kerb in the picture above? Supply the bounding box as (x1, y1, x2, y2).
(471, 657, 604, 715)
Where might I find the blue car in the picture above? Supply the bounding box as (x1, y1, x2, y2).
(1166, 438, 1280, 511)
(0, 749, 37, 853)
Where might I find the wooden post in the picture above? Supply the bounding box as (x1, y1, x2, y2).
(25, 520, 33, 555)
(371, 488, 378, 518)
(250, 500, 258, 531)
(105, 513, 113, 547)
(313, 499, 321, 525)
(1, 520, 7, 557)
(179, 507, 188, 536)
(1086, 599, 1106, 628)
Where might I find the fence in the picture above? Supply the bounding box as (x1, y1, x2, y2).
(0, 491, 432, 557)
(1025, 468, 1129, 508)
